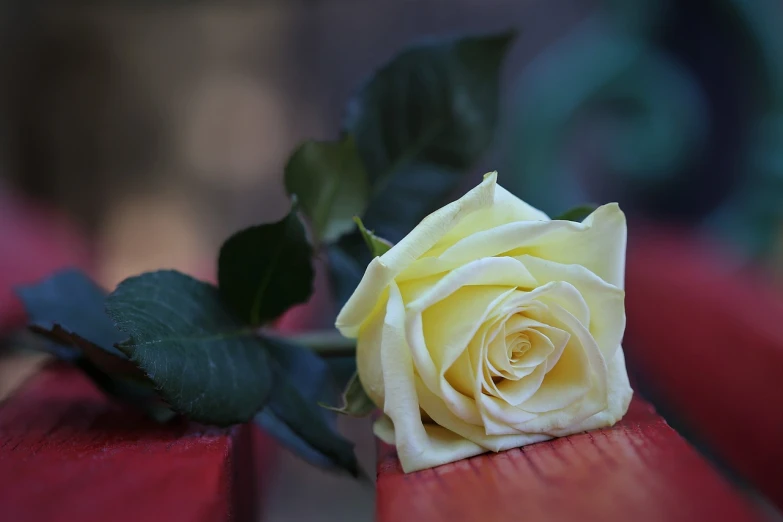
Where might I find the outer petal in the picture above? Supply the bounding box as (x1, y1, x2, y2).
(407, 284, 517, 424)
(547, 348, 633, 436)
(435, 184, 550, 249)
(535, 203, 627, 289)
(416, 376, 551, 453)
(407, 256, 537, 312)
(355, 289, 389, 408)
(336, 172, 498, 337)
(376, 281, 487, 472)
(399, 203, 626, 287)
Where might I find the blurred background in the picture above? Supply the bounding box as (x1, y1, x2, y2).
(2, 0, 783, 520)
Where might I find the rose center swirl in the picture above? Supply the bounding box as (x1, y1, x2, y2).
(478, 303, 571, 404)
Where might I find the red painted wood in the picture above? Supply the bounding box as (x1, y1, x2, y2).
(624, 227, 783, 509)
(375, 397, 764, 522)
(0, 362, 259, 522)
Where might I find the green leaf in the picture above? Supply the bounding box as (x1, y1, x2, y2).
(353, 216, 392, 256)
(254, 337, 359, 475)
(218, 204, 314, 325)
(344, 31, 516, 242)
(327, 32, 515, 309)
(16, 269, 143, 376)
(554, 204, 598, 222)
(16, 269, 174, 420)
(284, 136, 370, 243)
(106, 270, 273, 426)
(16, 270, 127, 358)
(320, 372, 375, 417)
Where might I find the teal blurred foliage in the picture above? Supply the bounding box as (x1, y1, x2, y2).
(505, 0, 783, 258)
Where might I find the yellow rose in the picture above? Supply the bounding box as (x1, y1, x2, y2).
(336, 172, 632, 472)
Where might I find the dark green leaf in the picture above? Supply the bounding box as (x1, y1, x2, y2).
(353, 216, 392, 256)
(327, 32, 514, 310)
(16, 270, 174, 420)
(106, 270, 273, 426)
(344, 31, 515, 242)
(16, 269, 142, 376)
(321, 372, 375, 417)
(285, 136, 370, 243)
(554, 204, 598, 222)
(16, 269, 126, 358)
(255, 337, 359, 475)
(218, 204, 314, 325)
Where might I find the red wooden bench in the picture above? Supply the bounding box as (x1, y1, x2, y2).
(624, 227, 783, 512)
(2, 189, 781, 521)
(373, 226, 782, 521)
(0, 363, 261, 522)
(376, 397, 765, 522)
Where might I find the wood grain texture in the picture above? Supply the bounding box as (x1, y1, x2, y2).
(0, 362, 258, 522)
(376, 397, 765, 522)
(624, 228, 783, 510)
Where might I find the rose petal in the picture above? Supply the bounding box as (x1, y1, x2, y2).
(407, 285, 516, 424)
(336, 172, 499, 337)
(478, 392, 541, 433)
(502, 281, 590, 330)
(377, 282, 487, 472)
(355, 289, 389, 408)
(513, 304, 609, 432)
(416, 377, 551, 453)
(495, 363, 548, 406)
(398, 204, 626, 288)
(507, 322, 555, 369)
(547, 348, 632, 436)
(436, 184, 550, 248)
(406, 256, 537, 313)
(519, 331, 592, 413)
(520, 255, 625, 360)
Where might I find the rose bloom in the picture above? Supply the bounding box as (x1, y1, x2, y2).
(336, 172, 632, 472)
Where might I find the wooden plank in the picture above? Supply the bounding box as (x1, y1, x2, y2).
(0, 362, 258, 522)
(624, 228, 783, 509)
(375, 397, 765, 522)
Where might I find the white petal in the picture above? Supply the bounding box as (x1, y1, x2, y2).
(502, 281, 590, 329)
(336, 172, 498, 337)
(373, 414, 487, 473)
(406, 285, 516, 424)
(534, 203, 626, 288)
(548, 348, 633, 436)
(520, 255, 625, 360)
(335, 257, 396, 338)
(377, 282, 483, 472)
(398, 203, 626, 287)
(513, 304, 609, 431)
(495, 363, 548, 406)
(416, 376, 551, 453)
(406, 256, 537, 313)
(436, 184, 550, 248)
(355, 289, 388, 408)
